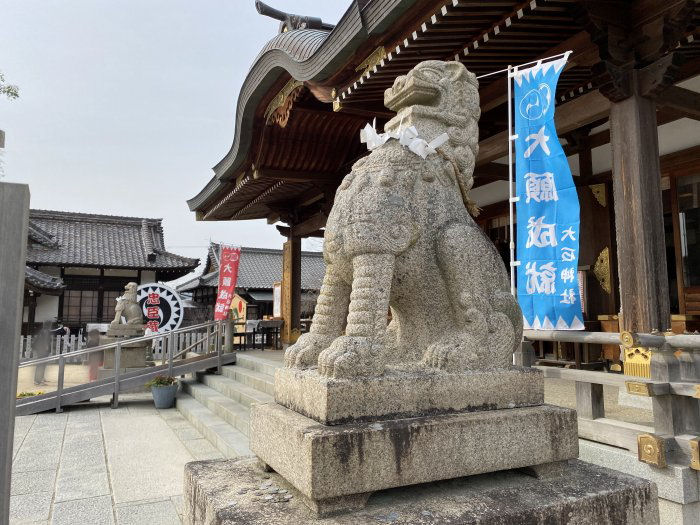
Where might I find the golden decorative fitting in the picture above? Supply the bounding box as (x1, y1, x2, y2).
(625, 381, 653, 396)
(637, 434, 666, 468)
(624, 346, 651, 378)
(330, 88, 337, 99)
(620, 331, 639, 348)
(610, 363, 622, 372)
(593, 247, 611, 294)
(264, 79, 305, 128)
(332, 99, 342, 112)
(590, 183, 606, 207)
(355, 46, 386, 77)
(690, 438, 700, 470)
(694, 384, 700, 399)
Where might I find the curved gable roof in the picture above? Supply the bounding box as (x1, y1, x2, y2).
(187, 0, 417, 213)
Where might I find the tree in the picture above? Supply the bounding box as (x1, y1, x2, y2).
(0, 71, 19, 100)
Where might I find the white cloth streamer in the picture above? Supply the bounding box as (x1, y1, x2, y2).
(359, 118, 448, 159)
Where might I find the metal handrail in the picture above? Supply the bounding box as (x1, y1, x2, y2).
(19, 320, 219, 367)
(171, 324, 221, 361)
(524, 329, 700, 349)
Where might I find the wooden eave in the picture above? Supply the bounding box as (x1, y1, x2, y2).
(190, 0, 700, 223)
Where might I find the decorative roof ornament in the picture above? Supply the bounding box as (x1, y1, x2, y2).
(359, 118, 449, 160)
(255, 0, 335, 33)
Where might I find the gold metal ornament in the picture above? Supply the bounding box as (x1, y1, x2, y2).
(590, 183, 606, 207)
(264, 79, 305, 127)
(637, 434, 666, 468)
(355, 46, 387, 77)
(690, 438, 700, 470)
(624, 346, 652, 378)
(593, 247, 611, 294)
(625, 381, 653, 396)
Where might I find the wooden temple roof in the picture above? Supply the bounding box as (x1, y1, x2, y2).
(188, 0, 700, 224)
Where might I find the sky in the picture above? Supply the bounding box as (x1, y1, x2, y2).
(0, 0, 346, 269)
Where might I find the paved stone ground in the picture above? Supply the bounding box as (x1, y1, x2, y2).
(10, 393, 223, 525)
(10, 370, 652, 525)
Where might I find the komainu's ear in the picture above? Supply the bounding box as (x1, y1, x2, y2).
(443, 61, 466, 82)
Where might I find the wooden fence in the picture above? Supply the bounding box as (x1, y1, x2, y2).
(19, 334, 85, 363)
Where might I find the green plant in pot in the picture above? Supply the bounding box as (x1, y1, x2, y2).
(146, 375, 178, 409)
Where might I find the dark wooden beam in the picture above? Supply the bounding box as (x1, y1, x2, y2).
(655, 86, 700, 121)
(281, 237, 302, 343)
(290, 212, 327, 238)
(253, 168, 339, 184)
(276, 225, 325, 238)
(609, 93, 670, 333)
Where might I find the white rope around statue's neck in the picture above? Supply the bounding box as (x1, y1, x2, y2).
(359, 117, 448, 159)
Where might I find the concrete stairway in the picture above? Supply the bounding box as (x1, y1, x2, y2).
(176, 350, 283, 458)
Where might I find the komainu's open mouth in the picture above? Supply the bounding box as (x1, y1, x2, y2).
(384, 73, 440, 112)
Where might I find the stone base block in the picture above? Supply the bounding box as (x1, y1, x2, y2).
(101, 345, 149, 369)
(105, 324, 145, 337)
(274, 365, 543, 425)
(183, 457, 659, 524)
(250, 402, 578, 504)
(580, 438, 700, 524)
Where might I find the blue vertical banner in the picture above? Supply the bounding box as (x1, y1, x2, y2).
(513, 56, 584, 330)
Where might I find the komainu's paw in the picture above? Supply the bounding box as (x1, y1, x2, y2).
(284, 333, 334, 369)
(423, 333, 485, 372)
(423, 345, 472, 372)
(317, 336, 384, 379)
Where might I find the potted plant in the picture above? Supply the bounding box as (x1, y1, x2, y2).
(146, 375, 178, 408)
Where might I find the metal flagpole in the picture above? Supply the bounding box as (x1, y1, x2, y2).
(507, 64, 518, 297)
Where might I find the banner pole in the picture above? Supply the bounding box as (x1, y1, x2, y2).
(507, 64, 516, 297)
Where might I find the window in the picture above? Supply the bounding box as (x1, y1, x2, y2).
(63, 289, 99, 323)
(102, 290, 121, 321)
(678, 174, 700, 287)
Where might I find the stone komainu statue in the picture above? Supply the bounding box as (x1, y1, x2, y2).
(286, 60, 523, 378)
(110, 282, 143, 327)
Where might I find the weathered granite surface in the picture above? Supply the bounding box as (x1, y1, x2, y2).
(250, 402, 578, 503)
(187, 60, 660, 524)
(183, 457, 659, 524)
(274, 365, 543, 424)
(284, 60, 522, 379)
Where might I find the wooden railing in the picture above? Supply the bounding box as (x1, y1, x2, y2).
(524, 329, 700, 470)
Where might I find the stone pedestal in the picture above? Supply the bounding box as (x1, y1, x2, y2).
(99, 324, 149, 370)
(274, 365, 543, 424)
(184, 457, 659, 524)
(250, 402, 578, 508)
(182, 364, 658, 523)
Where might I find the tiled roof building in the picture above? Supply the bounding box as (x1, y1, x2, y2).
(27, 210, 198, 272)
(23, 210, 198, 332)
(177, 243, 324, 319)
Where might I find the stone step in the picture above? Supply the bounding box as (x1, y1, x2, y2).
(176, 393, 251, 458)
(181, 379, 251, 436)
(197, 372, 274, 409)
(221, 365, 275, 396)
(235, 353, 283, 377)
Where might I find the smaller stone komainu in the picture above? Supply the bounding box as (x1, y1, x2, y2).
(285, 60, 523, 378)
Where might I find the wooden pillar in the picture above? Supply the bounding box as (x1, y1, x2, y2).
(609, 92, 670, 333)
(0, 182, 30, 523)
(281, 236, 301, 344)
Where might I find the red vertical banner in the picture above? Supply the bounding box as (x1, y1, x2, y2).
(214, 245, 241, 320)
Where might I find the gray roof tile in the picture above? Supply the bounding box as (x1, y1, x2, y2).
(178, 245, 325, 292)
(25, 266, 65, 294)
(26, 209, 199, 271)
